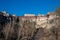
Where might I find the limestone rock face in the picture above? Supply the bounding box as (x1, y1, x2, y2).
(0, 11, 60, 40)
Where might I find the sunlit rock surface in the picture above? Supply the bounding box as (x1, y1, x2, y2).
(0, 11, 60, 40)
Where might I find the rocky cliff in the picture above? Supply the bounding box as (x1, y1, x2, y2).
(0, 11, 60, 40)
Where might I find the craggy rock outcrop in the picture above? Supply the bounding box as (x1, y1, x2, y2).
(0, 11, 60, 40)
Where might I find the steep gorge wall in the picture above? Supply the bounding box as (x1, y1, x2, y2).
(0, 12, 60, 40)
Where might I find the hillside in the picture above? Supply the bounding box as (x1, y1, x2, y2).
(0, 11, 60, 40)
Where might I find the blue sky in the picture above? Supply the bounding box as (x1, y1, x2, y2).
(0, 0, 60, 16)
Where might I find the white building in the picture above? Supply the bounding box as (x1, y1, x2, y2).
(24, 14, 35, 16)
